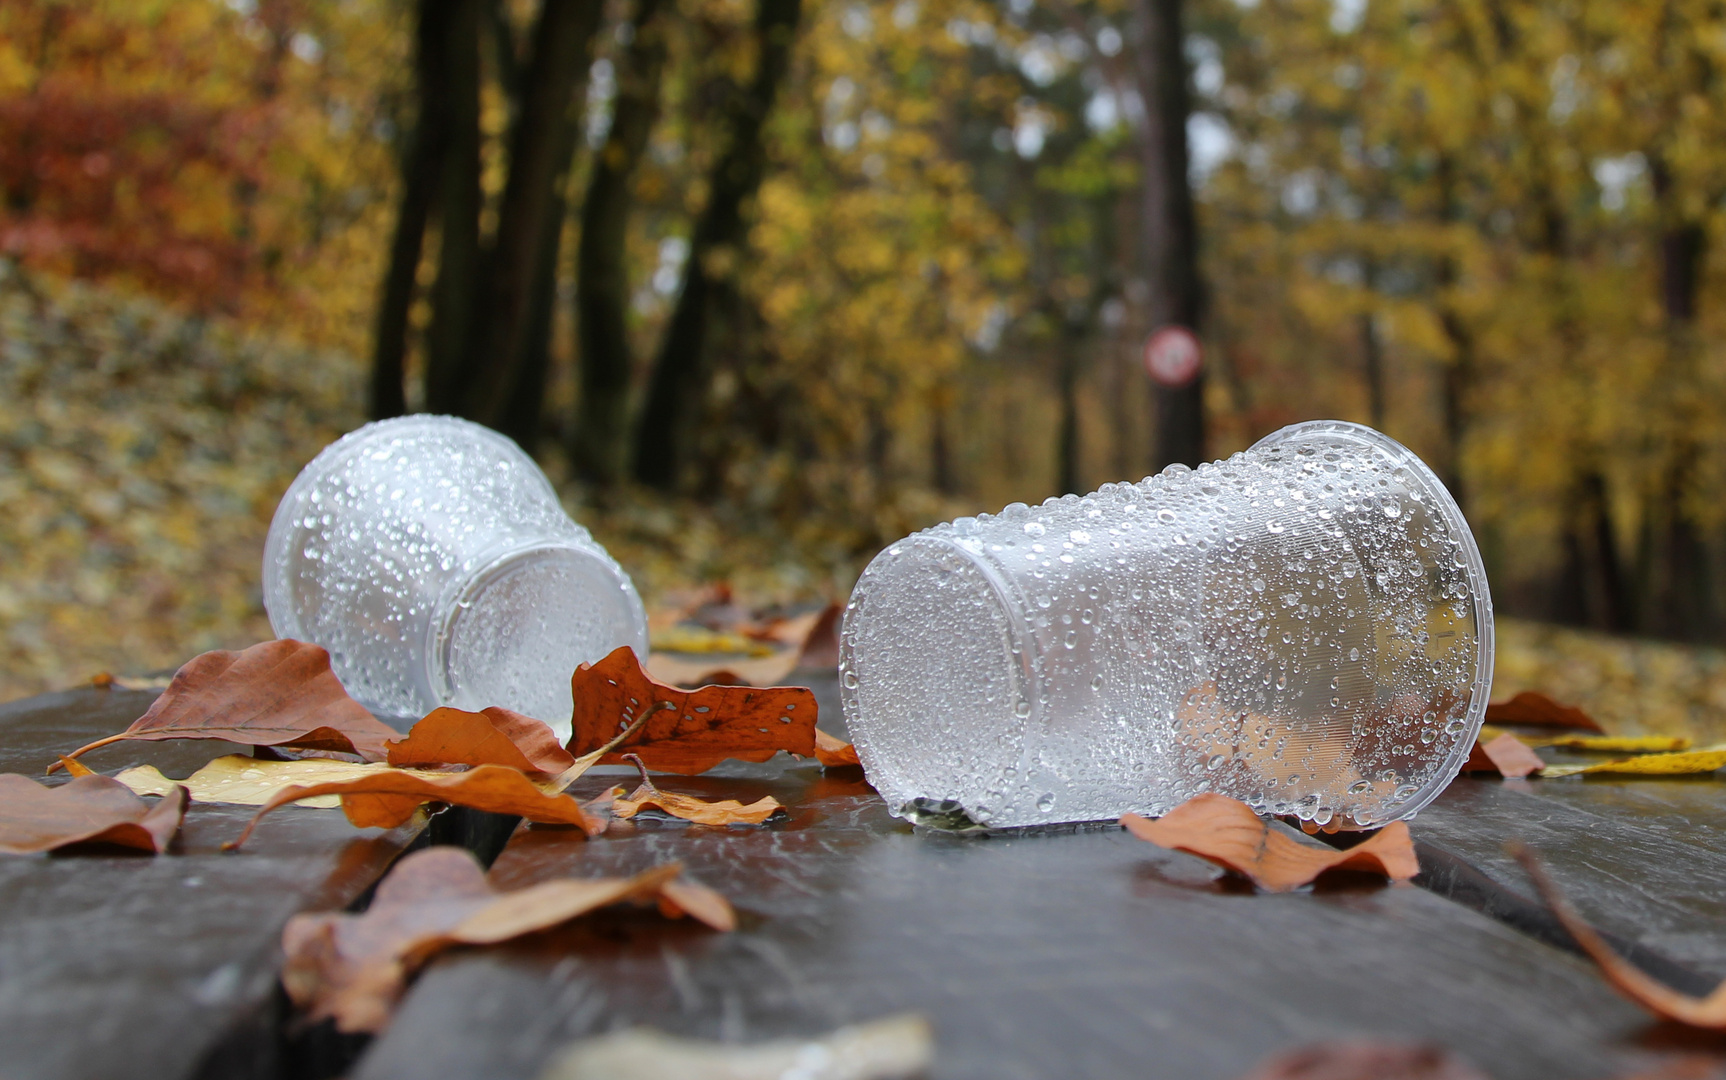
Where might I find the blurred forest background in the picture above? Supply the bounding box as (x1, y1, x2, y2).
(5, 0, 1726, 725)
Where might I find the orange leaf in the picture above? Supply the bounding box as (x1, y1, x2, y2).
(1515, 846, 1726, 1030)
(61, 640, 397, 767)
(1461, 733, 1545, 778)
(0, 773, 187, 854)
(281, 847, 732, 1032)
(566, 647, 816, 774)
(612, 780, 784, 827)
(386, 707, 574, 773)
(1484, 691, 1604, 732)
(1120, 794, 1419, 892)
(226, 763, 604, 849)
(812, 728, 860, 768)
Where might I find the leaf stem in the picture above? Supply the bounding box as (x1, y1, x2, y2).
(551, 701, 675, 792)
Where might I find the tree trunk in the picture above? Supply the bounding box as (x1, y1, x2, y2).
(632, 0, 802, 490)
(370, 0, 452, 420)
(422, 0, 484, 415)
(1057, 319, 1082, 496)
(573, 0, 670, 485)
(1359, 309, 1384, 431)
(468, 0, 603, 444)
(1133, 0, 1204, 470)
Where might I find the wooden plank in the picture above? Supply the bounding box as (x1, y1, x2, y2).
(354, 758, 1672, 1080)
(1415, 775, 1726, 983)
(0, 684, 424, 1080)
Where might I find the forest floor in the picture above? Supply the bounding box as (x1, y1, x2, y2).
(3, 263, 1723, 741)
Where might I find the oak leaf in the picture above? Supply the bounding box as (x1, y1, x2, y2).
(1516, 845, 1726, 1030)
(812, 728, 861, 768)
(0, 773, 187, 854)
(611, 757, 785, 826)
(282, 846, 732, 1032)
(227, 763, 604, 849)
(1120, 794, 1419, 892)
(566, 647, 816, 774)
(386, 707, 574, 773)
(61, 640, 397, 767)
(1484, 691, 1604, 732)
(1461, 733, 1545, 778)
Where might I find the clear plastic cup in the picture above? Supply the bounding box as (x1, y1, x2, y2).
(262, 415, 648, 736)
(839, 420, 1493, 831)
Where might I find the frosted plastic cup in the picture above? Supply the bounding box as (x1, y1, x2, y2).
(262, 415, 648, 737)
(839, 420, 1494, 831)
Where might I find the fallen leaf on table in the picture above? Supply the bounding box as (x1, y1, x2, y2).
(649, 626, 779, 656)
(644, 602, 843, 688)
(1531, 735, 1691, 753)
(0, 773, 187, 854)
(227, 763, 604, 848)
(1539, 744, 1726, 779)
(1233, 1040, 1488, 1080)
(1461, 733, 1546, 778)
(812, 728, 860, 768)
(60, 640, 397, 769)
(90, 672, 174, 691)
(645, 651, 800, 690)
(567, 647, 816, 774)
(1120, 794, 1419, 892)
(282, 846, 731, 1032)
(538, 1014, 932, 1080)
(386, 707, 574, 773)
(116, 755, 452, 808)
(1484, 691, 1604, 732)
(1515, 845, 1726, 1030)
(611, 755, 785, 826)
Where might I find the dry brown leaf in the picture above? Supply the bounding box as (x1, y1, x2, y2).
(1515, 845, 1726, 1029)
(226, 763, 604, 849)
(539, 1014, 933, 1080)
(566, 647, 816, 774)
(0, 773, 187, 854)
(643, 602, 843, 688)
(1461, 733, 1546, 778)
(812, 728, 860, 768)
(1484, 691, 1605, 732)
(115, 755, 454, 808)
(386, 706, 574, 773)
(60, 640, 397, 768)
(282, 846, 732, 1032)
(611, 755, 785, 826)
(1234, 1041, 1489, 1080)
(1120, 793, 1419, 892)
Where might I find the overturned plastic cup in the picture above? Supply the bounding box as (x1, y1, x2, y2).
(839, 420, 1493, 831)
(262, 415, 648, 737)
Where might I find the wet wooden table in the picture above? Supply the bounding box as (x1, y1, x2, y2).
(5, 673, 1726, 1080)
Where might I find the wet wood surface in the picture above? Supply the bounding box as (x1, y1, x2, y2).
(0, 684, 423, 1080)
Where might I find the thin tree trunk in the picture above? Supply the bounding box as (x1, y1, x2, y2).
(1359, 309, 1384, 431)
(370, 0, 452, 420)
(469, 0, 603, 442)
(1057, 325, 1081, 495)
(1133, 0, 1204, 469)
(632, 0, 802, 490)
(573, 0, 670, 485)
(423, 0, 484, 414)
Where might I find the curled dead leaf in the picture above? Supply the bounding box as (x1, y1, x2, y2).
(226, 763, 604, 849)
(1120, 794, 1419, 892)
(566, 647, 816, 774)
(116, 755, 452, 808)
(812, 728, 860, 768)
(1233, 1041, 1489, 1080)
(283, 846, 732, 1032)
(539, 1014, 933, 1080)
(611, 755, 785, 826)
(0, 773, 187, 854)
(1484, 691, 1604, 732)
(1515, 845, 1726, 1030)
(60, 640, 397, 769)
(1461, 733, 1545, 778)
(386, 706, 574, 773)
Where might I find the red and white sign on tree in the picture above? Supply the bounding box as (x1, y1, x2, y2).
(1143, 326, 1203, 388)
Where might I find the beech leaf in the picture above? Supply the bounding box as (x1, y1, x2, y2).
(1461, 733, 1545, 778)
(1515, 845, 1726, 1030)
(1483, 691, 1604, 732)
(1120, 794, 1419, 892)
(227, 763, 604, 849)
(610, 755, 785, 826)
(811, 728, 861, 768)
(61, 640, 397, 768)
(116, 755, 451, 808)
(566, 647, 816, 774)
(540, 1014, 933, 1080)
(282, 846, 732, 1032)
(386, 706, 574, 773)
(0, 773, 187, 854)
